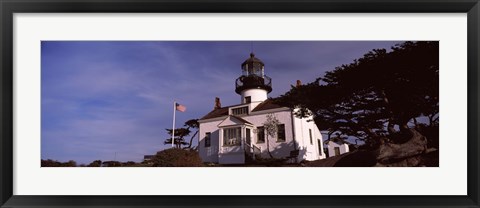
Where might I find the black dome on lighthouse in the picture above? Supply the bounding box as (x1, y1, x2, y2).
(241, 53, 265, 69)
(235, 53, 272, 94)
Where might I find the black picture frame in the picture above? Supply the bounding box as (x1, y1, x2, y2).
(1, 0, 479, 207)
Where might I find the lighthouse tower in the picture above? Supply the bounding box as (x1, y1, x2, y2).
(235, 53, 272, 104)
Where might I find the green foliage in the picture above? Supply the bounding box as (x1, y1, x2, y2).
(87, 160, 102, 167)
(263, 114, 279, 138)
(164, 128, 191, 148)
(275, 41, 439, 144)
(262, 113, 280, 158)
(151, 148, 203, 167)
(122, 161, 137, 166)
(41, 160, 60, 167)
(164, 119, 199, 149)
(101, 161, 122, 167)
(41, 159, 77, 167)
(42, 159, 150, 167)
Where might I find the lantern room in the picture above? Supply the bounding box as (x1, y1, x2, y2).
(235, 53, 272, 98)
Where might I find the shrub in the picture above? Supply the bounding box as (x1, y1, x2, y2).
(102, 161, 122, 167)
(41, 159, 77, 167)
(41, 159, 62, 167)
(152, 148, 203, 167)
(87, 160, 102, 167)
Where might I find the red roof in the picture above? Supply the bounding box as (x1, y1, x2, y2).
(199, 107, 229, 120)
(199, 99, 288, 120)
(251, 99, 285, 112)
(230, 115, 253, 124)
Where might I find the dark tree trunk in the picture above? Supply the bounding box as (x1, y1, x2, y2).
(266, 135, 273, 158)
(428, 113, 439, 127)
(327, 131, 334, 140)
(380, 89, 396, 135)
(187, 131, 198, 149)
(363, 127, 378, 139)
(387, 118, 396, 135)
(400, 123, 409, 132)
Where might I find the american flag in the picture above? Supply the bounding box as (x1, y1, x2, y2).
(175, 103, 186, 112)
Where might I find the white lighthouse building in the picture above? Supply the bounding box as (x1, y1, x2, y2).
(198, 53, 326, 164)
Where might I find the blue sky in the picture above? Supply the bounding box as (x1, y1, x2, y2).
(41, 41, 402, 164)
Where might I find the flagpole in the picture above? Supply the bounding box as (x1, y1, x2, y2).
(172, 101, 176, 147)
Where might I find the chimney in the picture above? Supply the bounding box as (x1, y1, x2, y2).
(296, 80, 302, 87)
(214, 97, 221, 110)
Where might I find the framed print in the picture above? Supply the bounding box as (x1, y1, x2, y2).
(1, 0, 479, 207)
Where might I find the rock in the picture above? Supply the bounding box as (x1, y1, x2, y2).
(375, 129, 428, 165)
(305, 128, 436, 167)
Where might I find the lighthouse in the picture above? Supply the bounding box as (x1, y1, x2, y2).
(198, 52, 325, 164)
(235, 53, 272, 104)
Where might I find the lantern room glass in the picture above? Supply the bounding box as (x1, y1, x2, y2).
(242, 63, 264, 77)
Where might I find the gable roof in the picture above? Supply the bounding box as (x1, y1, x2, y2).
(199, 99, 288, 120)
(230, 115, 252, 124)
(200, 107, 229, 120)
(217, 115, 253, 127)
(251, 99, 286, 112)
(325, 137, 350, 145)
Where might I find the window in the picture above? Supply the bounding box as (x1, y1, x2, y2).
(334, 147, 340, 156)
(204, 132, 211, 147)
(223, 127, 241, 146)
(318, 139, 322, 154)
(231, 106, 248, 115)
(256, 127, 265, 143)
(245, 96, 251, 103)
(277, 124, 286, 142)
(309, 129, 313, 145)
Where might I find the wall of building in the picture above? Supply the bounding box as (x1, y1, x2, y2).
(244, 110, 296, 160)
(240, 88, 268, 103)
(198, 119, 222, 163)
(218, 125, 247, 164)
(313, 125, 326, 160)
(293, 114, 324, 161)
(198, 108, 325, 164)
(327, 142, 350, 157)
(218, 145, 245, 164)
